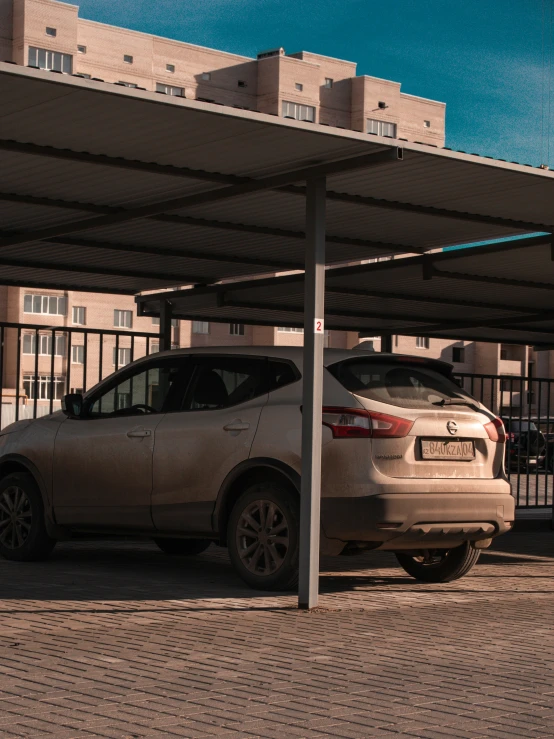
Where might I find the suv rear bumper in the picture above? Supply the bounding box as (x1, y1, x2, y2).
(321, 492, 515, 550)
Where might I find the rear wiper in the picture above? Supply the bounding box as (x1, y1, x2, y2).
(434, 398, 473, 407)
(433, 398, 483, 413)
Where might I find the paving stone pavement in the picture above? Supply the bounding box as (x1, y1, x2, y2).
(0, 530, 553, 739)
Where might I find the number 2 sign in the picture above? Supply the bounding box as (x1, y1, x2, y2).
(314, 318, 325, 334)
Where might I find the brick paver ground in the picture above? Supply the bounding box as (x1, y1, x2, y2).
(0, 530, 553, 738)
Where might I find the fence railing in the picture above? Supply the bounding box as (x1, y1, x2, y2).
(0, 321, 158, 429)
(0, 326, 550, 510)
(454, 372, 554, 509)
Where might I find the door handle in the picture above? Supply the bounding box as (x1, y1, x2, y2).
(127, 429, 152, 438)
(223, 421, 250, 432)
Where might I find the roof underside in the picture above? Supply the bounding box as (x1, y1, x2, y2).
(137, 236, 554, 348)
(1, 64, 554, 298)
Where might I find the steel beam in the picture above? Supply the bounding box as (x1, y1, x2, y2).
(429, 266, 554, 291)
(42, 236, 303, 270)
(0, 148, 401, 249)
(0, 192, 421, 258)
(0, 139, 243, 185)
(285, 185, 552, 232)
(223, 299, 512, 327)
(0, 255, 207, 285)
(298, 177, 326, 611)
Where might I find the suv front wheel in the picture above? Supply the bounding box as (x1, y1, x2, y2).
(228, 482, 299, 591)
(395, 542, 480, 583)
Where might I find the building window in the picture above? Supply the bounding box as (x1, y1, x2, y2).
(151, 317, 178, 327)
(72, 345, 84, 364)
(28, 47, 72, 74)
(23, 375, 65, 401)
(452, 347, 465, 363)
(149, 341, 160, 354)
(424, 120, 431, 128)
(22, 334, 65, 356)
(295, 82, 303, 91)
(45, 27, 57, 37)
(166, 63, 175, 73)
(114, 309, 132, 328)
(118, 81, 138, 88)
(113, 347, 131, 367)
(156, 82, 184, 97)
(192, 321, 210, 334)
(123, 54, 133, 64)
(415, 336, 430, 349)
(201, 72, 211, 80)
(282, 101, 315, 122)
(24, 294, 67, 316)
(277, 327, 304, 333)
(72, 306, 86, 325)
(367, 118, 397, 138)
(77, 45, 86, 54)
(324, 78, 333, 88)
(230, 323, 245, 336)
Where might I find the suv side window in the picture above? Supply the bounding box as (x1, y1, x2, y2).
(268, 360, 300, 391)
(87, 359, 189, 418)
(182, 357, 266, 411)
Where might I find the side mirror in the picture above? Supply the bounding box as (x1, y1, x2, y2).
(62, 393, 84, 418)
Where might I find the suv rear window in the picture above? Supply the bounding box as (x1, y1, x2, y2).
(328, 359, 474, 410)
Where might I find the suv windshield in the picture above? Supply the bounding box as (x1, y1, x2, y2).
(328, 359, 475, 410)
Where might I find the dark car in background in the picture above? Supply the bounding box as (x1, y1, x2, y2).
(502, 418, 546, 471)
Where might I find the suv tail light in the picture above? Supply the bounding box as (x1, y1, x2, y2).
(322, 407, 413, 439)
(483, 416, 506, 444)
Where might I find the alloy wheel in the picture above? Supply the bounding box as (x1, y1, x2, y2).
(236, 499, 289, 576)
(0, 486, 32, 550)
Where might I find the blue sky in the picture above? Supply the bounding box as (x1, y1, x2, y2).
(60, 0, 548, 166)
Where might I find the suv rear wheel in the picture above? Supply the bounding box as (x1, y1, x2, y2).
(154, 538, 211, 556)
(228, 482, 299, 591)
(0, 472, 56, 562)
(395, 542, 480, 583)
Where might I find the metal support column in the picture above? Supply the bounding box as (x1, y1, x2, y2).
(381, 334, 393, 353)
(159, 299, 173, 352)
(298, 176, 326, 610)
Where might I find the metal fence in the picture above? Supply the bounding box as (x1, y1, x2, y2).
(454, 372, 554, 509)
(0, 324, 550, 510)
(0, 321, 158, 429)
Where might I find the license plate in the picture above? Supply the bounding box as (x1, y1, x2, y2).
(421, 438, 475, 461)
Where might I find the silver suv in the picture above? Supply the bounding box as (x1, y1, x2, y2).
(0, 347, 514, 590)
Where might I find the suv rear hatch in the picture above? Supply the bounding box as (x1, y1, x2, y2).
(327, 356, 504, 480)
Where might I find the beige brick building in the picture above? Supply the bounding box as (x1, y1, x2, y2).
(0, 0, 541, 419)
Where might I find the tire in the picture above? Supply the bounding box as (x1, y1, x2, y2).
(154, 538, 211, 556)
(395, 542, 480, 583)
(0, 472, 56, 562)
(227, 482, 299, 591)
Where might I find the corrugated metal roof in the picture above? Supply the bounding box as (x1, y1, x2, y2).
(1, 63, 554, 296)
(137, 236, 554, 347)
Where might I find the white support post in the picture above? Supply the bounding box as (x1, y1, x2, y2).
(298, 176, 326, 610)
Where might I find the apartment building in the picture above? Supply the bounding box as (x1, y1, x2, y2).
(1, 0, 538, 415)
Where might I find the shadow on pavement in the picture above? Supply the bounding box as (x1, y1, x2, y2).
(0, 530, 551, 606)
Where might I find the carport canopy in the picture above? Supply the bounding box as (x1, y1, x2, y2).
(3, 62, 554, 608)
(136, 234, 554, 348)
